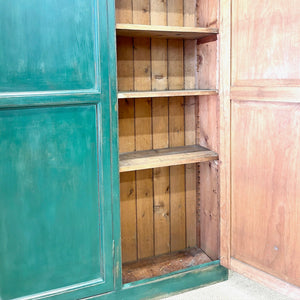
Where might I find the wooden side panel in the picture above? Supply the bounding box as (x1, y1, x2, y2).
(231, 101, 300, 287)
(198, 97, 220, 260)
(232, 0, 300, 86)
(196, 0, 220, 259)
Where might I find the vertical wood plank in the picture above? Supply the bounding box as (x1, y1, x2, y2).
(219, 0, 231, 269)
(117, 37, 134, 92)
(118, 27, 136, 263)
(151, 0, 170, 256)
(150, 0, 167, 26)
(115, 0, 133, 24)
(196, 0, 220, 259)
(168, 0, 185, 253)
(169, 97, 186, 252)
(133, 3, 153, 259)
(133, 0, 150, 25)
(135, 99, 154, 259)
(184, 0, 197, 248)
(168, 0, 183, 26)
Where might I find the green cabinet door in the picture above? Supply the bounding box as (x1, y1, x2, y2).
(0, 1, 118, 299)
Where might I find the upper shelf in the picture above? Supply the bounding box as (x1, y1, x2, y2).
(118, 89, 218, 99)
(116, 24, 218, 40)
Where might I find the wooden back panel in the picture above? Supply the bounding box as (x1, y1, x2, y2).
(116, 0, 220, 263)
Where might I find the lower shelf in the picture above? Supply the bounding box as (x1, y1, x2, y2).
(122, 248, 212, 284)
(119, 145, 218, 172)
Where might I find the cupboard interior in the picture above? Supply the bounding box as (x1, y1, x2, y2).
(115, 0, 220, 284)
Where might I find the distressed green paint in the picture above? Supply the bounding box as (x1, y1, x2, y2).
(85, 263, 228, 300)
(0, 0, 116, 299)
(0, 0, 96, 92)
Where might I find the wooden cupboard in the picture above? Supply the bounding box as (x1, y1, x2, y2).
(0, 0, 299, 299)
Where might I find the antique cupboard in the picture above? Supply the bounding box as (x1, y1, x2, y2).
(0, 0, 299, 299)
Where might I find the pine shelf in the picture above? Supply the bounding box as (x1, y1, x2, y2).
(119, 145, 218, 172)
(118, 89, 218, 99)
(116, 24, 218, 40)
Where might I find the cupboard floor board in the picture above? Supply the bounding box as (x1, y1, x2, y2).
(122, 248, 212, 284)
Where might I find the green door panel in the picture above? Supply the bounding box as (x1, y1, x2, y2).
(0, 0, 118, 299)
(0, 0, 97, 92)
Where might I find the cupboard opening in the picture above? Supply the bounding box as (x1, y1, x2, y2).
(115, 0, 220, 284)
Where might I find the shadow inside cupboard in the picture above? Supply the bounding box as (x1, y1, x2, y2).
(115, 0, 220, 284)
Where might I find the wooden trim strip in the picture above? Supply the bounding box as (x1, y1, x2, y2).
(219, 0, 231, 268)
(116, 23, 218, 39)
(119, 145, 218, 172)
(231, 86, 300, 103)
(230, 259, 300, 300)
(118, 89, 218, 99)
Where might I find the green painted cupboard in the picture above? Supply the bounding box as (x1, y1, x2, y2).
(11, 0, 300, 299)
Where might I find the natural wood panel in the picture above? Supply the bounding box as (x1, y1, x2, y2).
(167, 0, 183, 27)
(115, 0, 132, 24)
(133, 38, 151, 91)
(231, 101, 300, 287)
(169, 97, 186, 252)
(150, 0, 167, 26)
(133, 3, 153, 260)
(119, 99, 135, 153)
(151, 39, 168, 91)
(118, 89, 217, 99)
(231, 86, 300, 103)
(122, 248, 212, 284)
(116, 24, 218, 39)
(132, 0, 150, 25)
(219, 0, 232, 269)
(184, 0, 197, 248)
(117, 37, 133, 92)
(120, 145, 218, 172)
(232, 0, 300, 86)
(135, 99, 154, 259)
(168, 1, 185, 252)
(151, 2, 170, 256)
(168, 40, 184, 90)
(196, 0, 220, 260)
(120, 171, 137, 263)
(118, 35, 136, 264)
(197, 96, 220, 260)
(197, 0, 218, 28)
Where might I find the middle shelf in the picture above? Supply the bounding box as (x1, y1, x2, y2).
(118, 89, 218, 99)
(119, 145, 218, 172)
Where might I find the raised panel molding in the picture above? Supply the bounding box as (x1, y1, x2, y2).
(231, 0, 300, 87)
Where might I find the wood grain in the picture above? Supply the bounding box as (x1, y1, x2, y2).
(116, 24, 218, 39)
(120, 145, 218, 172)
(184, 0, 197, 249)
(232, 0, 300, 86)
(115, 0, 132, 24)
(118, 37, 136, 263)
(122, 248, 212, 284)
(198, 96, 220, 260)
(135, 99, 154, 259)
(118, 89, 217, 99)
(151, 0, 170, 256)
(196, 0, 220, 260)
(219, 0, 231, 268)
(231, 101, 300, 287)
